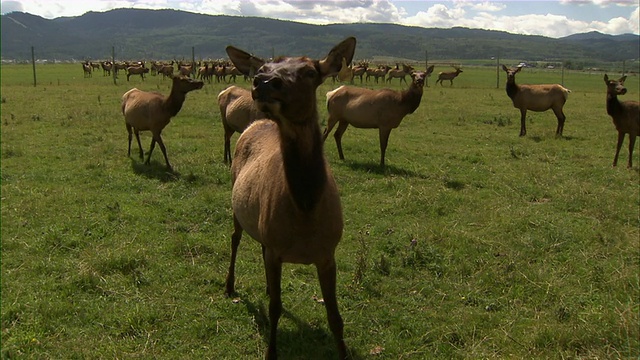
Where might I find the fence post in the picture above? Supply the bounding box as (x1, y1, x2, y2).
(112, 46, 117, 85)
(31, 46, 36, 87)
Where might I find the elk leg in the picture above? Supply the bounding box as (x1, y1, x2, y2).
(519, 108, 527, 137)
(225, 215, 243, 296)
(264, 251, 282, 360)
(154, 133, 172, 170)
(379, 128, 392, 167)
(627, 133, 636, 168)
(333, 121, 350, 160)
(145, 138, 156, 165)
(322, 115, 338, 142)
(126, 124, 133, 157)
(613, 131, 625, 167)
(317, 259, 347, 360)
(134, 130, 143, 159)
(553, 108, 566, 136)
(224, 129, 233, 164)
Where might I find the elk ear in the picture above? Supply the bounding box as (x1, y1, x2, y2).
(318, 36, 357, 79)
(501, 64, 509, 72)
(619, 76, 627, 83)
(226, 46, 265, 77)
(426, 65, 435, 76)
(604, 74, 609, 83)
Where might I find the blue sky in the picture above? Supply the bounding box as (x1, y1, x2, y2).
(1, 0, 638, 38)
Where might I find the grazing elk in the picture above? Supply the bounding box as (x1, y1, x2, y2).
(386, 63, 414, 85)
(217, 85, 265, 164)
(121, 74, 204, 170)
(502, 65, 571, 137)
(224, 36, 356, 360)
(604, 74, 639, 168)
(435, 66, 463, 86)
(323, 65, 434, 167)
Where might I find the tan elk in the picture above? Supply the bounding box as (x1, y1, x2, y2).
(502, 65, 571, 137)
(217, 85, 265, 164)
(224, 36, 356, 359)
(121, 74, 204, 170)
(323, 65, 434, 167)
(386, 63, 414, 85)
(435, 66, 463, 86)
(604, 74, 639, 168)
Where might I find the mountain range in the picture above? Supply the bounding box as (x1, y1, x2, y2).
(1, 8, 638, 67)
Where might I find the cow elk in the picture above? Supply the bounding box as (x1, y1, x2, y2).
(604, 74, 639, 168)
(217, 85, 265, 164)
(323, 65, 434, 167)
(435, 66, 463, 86)
(386, 63, 414, 85)
(121, 74, 204, 170)
(502, 65, 571, 137)
(224, 36, 356, 359)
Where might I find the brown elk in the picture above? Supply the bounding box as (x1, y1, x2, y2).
(82, 62, 92, 78)
(158, 64, 174, 79)
(386, 63, 414, 85)
(435, 66, 463, 86)
(224, 36, 356, 359)
(217, 85, 265, 164)
(101, 61, 112, 76)
(366, 65, 390, 84)
(351, 63, 367, 84)
(126, 65, 150, 81)
(502, 65, 571, 137)
(323, 65, 434, 167)
(121, 74, 204, 170)
(604, 74, 639, 168)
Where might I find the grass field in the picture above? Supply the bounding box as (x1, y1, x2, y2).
(1, 61, 639, 359)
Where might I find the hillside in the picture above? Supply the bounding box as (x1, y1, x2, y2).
(1, 8, 638, 66)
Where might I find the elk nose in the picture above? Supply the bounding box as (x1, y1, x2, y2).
(253, 75, 283, 102)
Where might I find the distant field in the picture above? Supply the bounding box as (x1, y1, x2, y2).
(1, 63, 638, 359)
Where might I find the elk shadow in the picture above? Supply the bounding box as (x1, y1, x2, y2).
(243, 298, 365, 360)
(130, 159, 180, 182)
(345, 160, 428, 179)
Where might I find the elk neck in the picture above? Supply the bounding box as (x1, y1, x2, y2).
(402, 83, 425, 114)
(606, 91, 623, 118)
(279, 117, 328, 212)
(505, 79, 519, 100)
(165, 88, 188, 117)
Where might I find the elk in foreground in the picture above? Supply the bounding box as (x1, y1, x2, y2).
(323, 65, 434, 167)
(121, 74, 204, 170)
(502, 65, 571, 137)
(435, 66, 463, 86)
(224, 36, 356, 360)
(604, 74, 639, 168)
(217, 85, 265, 164)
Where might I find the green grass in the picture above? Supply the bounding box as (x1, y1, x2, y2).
(2, 63, 639, 359)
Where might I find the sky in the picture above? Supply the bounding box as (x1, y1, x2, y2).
(1, 0, 638, 38)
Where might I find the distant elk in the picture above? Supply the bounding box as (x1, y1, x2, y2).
(386, 63, 414, 85)
(502, 65, 571, 137)
(323, 66, 434, 167)
(101, 61, 112, 76)
(604, 74, 639, 168)
(82, 62, 92, 78)
(435, 66, 463, 86)
(126, 65, 150, 81)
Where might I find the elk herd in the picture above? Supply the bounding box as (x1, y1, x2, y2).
(115, 36, 638, 359)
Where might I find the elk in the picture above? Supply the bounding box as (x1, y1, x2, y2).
(435, 66, 463, 86)
(323, 65, 434, 167)
(121, 74, 204, 170)
(82, 62, 92, 78)
(502, 65, 571, 137)
(386, 63, 414, 85)
(217, 85, 265, 164)
(126, 65, 150, 81)
(604, 74, 639, 168)
(101, 61, 112, 76)
(224, 36, 356, 360)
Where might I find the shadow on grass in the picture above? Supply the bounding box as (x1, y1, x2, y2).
(243, 298, 365, 360)
(130, 158, 180, 182)
(344, 160, 428, 179)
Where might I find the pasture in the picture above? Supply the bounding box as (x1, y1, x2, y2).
(1, 62, 638, 359)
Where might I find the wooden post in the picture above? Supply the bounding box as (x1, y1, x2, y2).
(496, 53, 500, 89)
(112, 46, 117, 85)
(31, 46, 36, 87)
(424, 49, 429, 87)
